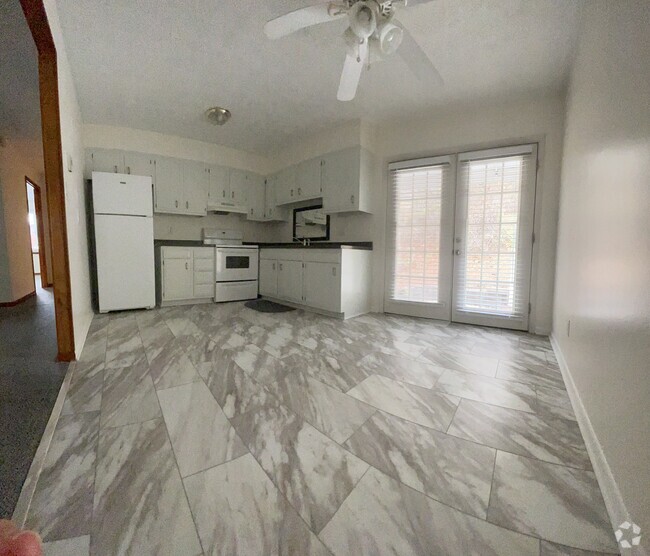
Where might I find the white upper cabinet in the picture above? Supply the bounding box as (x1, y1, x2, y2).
(247, 173, 266, 221)
(86, 148, 125, 178)
(154, 156, 184, 213)
(124, 152, 155, 179)
(207, 164, 231, 209)
(322, 146, 373, 214)
(264, 174, 289, 222)
(275, 165, 297, 206)
(182, 160, 208, 216)
(229, 169, 249, 207)
(295, 157, 322, 201)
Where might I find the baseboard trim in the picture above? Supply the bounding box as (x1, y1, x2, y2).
(11, 360, 76, 527)
(0, 290, 36, 307)
(549, 333, 646, 556)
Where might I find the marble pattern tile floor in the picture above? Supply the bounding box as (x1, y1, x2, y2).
(20, 303, 619, 555)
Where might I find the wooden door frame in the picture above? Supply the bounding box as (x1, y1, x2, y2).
(25, 177, 51, 287)
(20, 0, 75, 361)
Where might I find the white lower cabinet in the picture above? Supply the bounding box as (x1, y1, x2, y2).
(277, 260, 303, 304)
(259, 259, 278, 296)
(259, 248, 371, 318)
(158, 246, 215, 305)
(303, 261, 341, 312)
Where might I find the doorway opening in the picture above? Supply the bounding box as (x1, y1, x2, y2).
(25, 177, 49, 290)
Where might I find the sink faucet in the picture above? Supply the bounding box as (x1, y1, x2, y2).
(293, 237, 309, 246)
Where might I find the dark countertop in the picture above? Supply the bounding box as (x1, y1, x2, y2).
(154, 240, 373, 250)
(251, 242, 373, 250)
(154, 240, 206, 247)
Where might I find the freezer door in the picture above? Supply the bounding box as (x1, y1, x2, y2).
(92, 172, 153, 217)
(94, 214, 155, 312)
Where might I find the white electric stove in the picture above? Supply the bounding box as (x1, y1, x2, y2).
(203, 229, 259, 302)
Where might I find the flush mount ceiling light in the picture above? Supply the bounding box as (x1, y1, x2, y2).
(205, 106, 231, 125)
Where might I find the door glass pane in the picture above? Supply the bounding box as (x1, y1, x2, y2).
(390, 165, 444, 304)
(457, 155, 524, 316)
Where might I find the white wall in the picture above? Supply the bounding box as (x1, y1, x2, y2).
(44, 0, 93, 357)
(553, 0, 650, 545)
(0, 139, 45, 302)
(83, 124, 273, 241)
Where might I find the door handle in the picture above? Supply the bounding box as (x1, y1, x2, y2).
(455, 249, 461, 256)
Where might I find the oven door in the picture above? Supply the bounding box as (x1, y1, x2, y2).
(216, 248, 259, 282)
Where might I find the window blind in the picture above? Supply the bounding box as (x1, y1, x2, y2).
(454, 149, 535, 320)
(387, 160, 451, 305)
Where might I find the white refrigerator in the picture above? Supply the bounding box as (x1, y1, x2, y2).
(92, 171, 155, 313)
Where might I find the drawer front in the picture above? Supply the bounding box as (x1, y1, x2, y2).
(193, 247, 215, 259)
(215, 280, 258, 302)
(194, 270, 214, 285)
(260, 248, 299, 260)
(193, 283, 215, 299)
(303, 249, 341, 263)
(162, 246, 191, 259)
(193, 257, 214, 272)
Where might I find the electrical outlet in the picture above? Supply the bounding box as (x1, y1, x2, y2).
(567, 319, 571, 337)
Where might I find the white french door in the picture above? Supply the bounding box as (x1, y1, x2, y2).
(384, 156, 456, 320)
(385, 144, 537, 331)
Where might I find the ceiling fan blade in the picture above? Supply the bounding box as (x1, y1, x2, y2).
(337, 40, 369, 101)
(264, 3, 346, 40)
(396, 21, 443, 87)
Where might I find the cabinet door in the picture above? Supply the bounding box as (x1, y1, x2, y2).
(124, 152, 154, 179)
(207, 164, 230, 207)
(229, 169, 249, 206)
(182, 160, 208, 215)
(247, 174, 266, 221)
(89, 148, 124, 175)
(277, 260, 303, 303)
(322, 147, 360, 213)
(259, 259, 278, 296)
(275, 165, 297, 205)
(303, 262, 341, 312)
(295, 157, 322, 200)
(162, 257, 193, 301)
(154, 156, 183, 213)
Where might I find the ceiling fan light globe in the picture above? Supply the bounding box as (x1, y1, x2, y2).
(379, 22, 403, 55)
(348, 1, 378, 39)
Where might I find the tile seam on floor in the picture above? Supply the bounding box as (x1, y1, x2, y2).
(149, 337, 207, 556)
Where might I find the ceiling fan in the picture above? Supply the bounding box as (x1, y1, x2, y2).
(264, 0, 442, 101)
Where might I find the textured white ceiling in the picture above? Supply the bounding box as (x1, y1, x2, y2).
(0, 0, 42, 146)
(55, 0, 582, 154)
